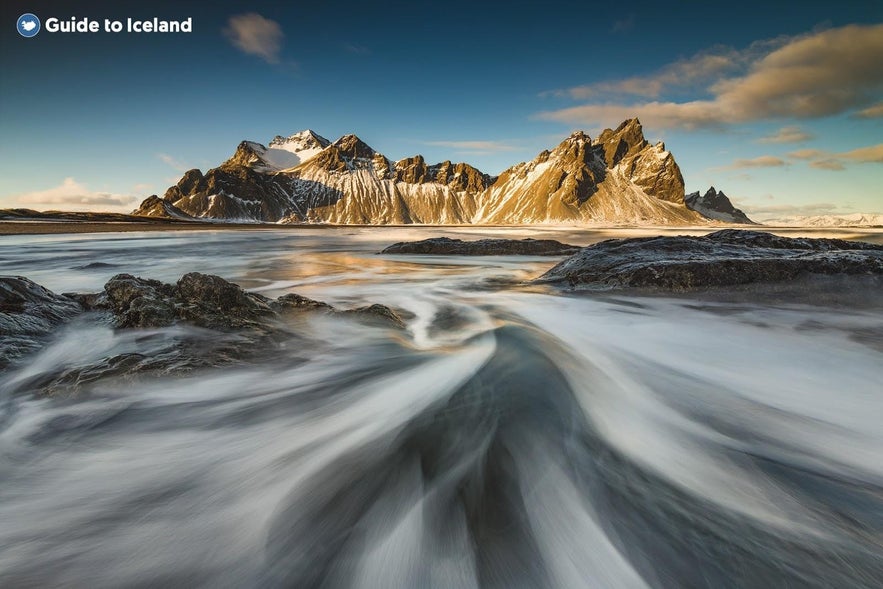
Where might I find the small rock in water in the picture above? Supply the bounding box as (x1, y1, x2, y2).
(380, 237, 581, 256)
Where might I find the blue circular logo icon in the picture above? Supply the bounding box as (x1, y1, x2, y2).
(17, 13, 40, 38)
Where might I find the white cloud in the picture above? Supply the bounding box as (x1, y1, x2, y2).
(537, 23, 883, 130)
(223, 13, 284, 64)
(12, 178, 137, 212)
(758, 126, 813, 144)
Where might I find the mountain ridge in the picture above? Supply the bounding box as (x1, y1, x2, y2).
(133, 119, 745, 225)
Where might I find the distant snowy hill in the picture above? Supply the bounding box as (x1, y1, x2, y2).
(759, 213, 883, 227)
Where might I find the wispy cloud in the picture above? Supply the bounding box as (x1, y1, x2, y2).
(224, 13, 284, 64)
(727, 155, 789, 169)
(537, 23, 883, 130)
(786, 143, 883, 170)
(12, 178, 137, 212)
(157, 153, 190, 172)
(424, 140, 519, 154)
(743, 201, 845, 220)
(853, 102, 883, 119)
(787, 148, 827, 160)
(758, 126, 813, 144)
(809, 159, 846, 171)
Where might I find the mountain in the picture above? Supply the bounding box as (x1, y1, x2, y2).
(475, 121, 698, 224)
(758, 213, 883, 227)
(685, 187, 755, 224)
(224, 130, 331, 171)
(134, 118, 710, 225)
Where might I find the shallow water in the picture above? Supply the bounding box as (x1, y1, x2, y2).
(1, 227, 882, 588)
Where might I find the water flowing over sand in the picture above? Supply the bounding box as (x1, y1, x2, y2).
(2, 227, 882, 588)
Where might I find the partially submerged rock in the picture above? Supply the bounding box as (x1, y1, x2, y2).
(271, 293, 334, 313)
(340, 304, 407, 329)
(537, 230, 883, 290)
(1, 276, 83, 368)
(1, 272, 408, 394)
(380, 237, 581, 256)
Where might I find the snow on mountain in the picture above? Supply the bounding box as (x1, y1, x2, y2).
(224, 130, 331, 172)
(758, 213, 883, 227)
(133, 119, 720, 225)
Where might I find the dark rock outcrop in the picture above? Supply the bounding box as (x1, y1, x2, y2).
(685, 187, 755, 224)
(2, 273, 407, 392)
(99, 272, 404, 331)
(380, 237, 581, 256)
(1, 276, 83, 368)
(537, 230, 883, 290)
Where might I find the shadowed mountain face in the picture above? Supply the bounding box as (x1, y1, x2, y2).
(133, 119, 706, 224)
(685, 187, 755, 225)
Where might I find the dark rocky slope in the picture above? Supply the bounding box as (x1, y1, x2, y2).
(685, 187, 755, 224)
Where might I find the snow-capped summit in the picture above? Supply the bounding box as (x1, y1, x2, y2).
(223, 130, 331, 172)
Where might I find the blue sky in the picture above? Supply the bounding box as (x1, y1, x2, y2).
(1, 0, 881, 219)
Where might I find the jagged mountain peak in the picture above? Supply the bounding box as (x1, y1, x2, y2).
(223, 131, 330, 172)
(546, 131, 601, 169)
(332, 134, 377, 160)
(597, 118, 650, 167)
(565, 130, 592, 142)
(685, 186, 755, 224)
(269, 130, 331, 150)
(136, 118, 725, 225)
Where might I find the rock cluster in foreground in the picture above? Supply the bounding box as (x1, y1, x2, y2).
(1, 272, 405, 372)
(380, 237, 581, 256)
(537, 229, 883, 290)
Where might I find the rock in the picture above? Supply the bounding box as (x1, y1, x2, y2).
(339, 304, 406, 329)
(380, 237, 581, 256)
(63, 291, 109, 311)
(175, 272, 275, 329)
(3, 274, 409, 393)
(0, 276, 83, 368)
(132, 195, 192, 219)
(104, 274, 177, 328)
(271, 293, 334, 313)
(685, 187, 755, 224)
(537, 230, 883, 290)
